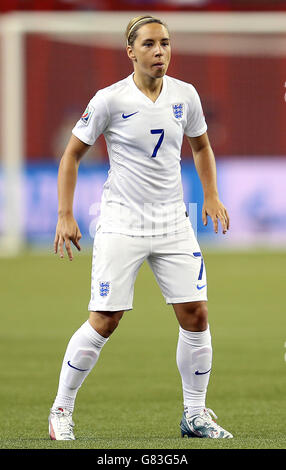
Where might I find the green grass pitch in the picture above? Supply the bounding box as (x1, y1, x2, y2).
(0, 248, 285, 449)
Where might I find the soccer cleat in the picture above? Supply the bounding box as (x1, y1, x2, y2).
(180, 407, 233, 439)
(49, 407, 75, 440)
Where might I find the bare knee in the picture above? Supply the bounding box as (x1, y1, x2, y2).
(173, 301, 208, 331)
(89, 310, 124, 338)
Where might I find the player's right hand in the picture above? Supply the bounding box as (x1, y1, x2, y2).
(54, 214, 82, 261)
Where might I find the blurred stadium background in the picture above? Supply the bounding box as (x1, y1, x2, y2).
(0, 0, 286, 451)
(1, 0, 286, 253)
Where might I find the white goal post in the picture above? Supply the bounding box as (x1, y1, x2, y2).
(0, 11, 286, 255)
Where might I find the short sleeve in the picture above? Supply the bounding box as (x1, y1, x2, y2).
(184, 85, 207, 138)
(72, 91, 109, 145)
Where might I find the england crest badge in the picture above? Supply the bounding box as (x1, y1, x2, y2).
(99, 281, 110, 297)
(172, 103, 184, 120)
(80, 104, 94, 125)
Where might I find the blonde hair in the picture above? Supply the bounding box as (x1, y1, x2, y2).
(125, 15, 169, 47)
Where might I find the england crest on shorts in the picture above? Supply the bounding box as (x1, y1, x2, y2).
(99, 281, 110, 297)
(172, 103, 184, 120)
(80, 104, 94, 125)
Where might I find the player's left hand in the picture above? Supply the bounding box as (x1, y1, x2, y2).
(202, 196, 230, 234)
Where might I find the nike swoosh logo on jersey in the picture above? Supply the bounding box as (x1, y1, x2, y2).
(197, 284, 207, 290)
(195, 368, 211, 375)
(122, 112, 139, 119)
(67, 360, 89, 372)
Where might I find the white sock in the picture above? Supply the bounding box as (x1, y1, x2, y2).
(52, 320, 108, 412)
(176, 325, 212, 417)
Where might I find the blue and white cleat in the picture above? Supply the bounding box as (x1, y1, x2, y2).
(180, 407, 233, 439)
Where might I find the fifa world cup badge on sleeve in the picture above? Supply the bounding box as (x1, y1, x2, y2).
(81, 104, 94, 125)
(172, 103, 184, 120)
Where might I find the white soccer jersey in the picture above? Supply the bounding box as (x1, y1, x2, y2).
(72, 73, 207, 236)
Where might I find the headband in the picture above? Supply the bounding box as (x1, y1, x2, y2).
(127, 17, 155, 44)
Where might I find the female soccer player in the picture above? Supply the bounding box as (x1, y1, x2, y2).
(49, 15, 232, 440)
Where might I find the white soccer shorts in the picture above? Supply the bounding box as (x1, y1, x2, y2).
(88, 223, 207, 312)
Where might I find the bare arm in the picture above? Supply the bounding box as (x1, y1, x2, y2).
(187, 132, 229, 234)
(54, 134, 90, 260)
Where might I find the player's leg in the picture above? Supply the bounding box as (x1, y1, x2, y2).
(52, 310, 124, 413)
(49, 309, 123, 440)
(173, 300, 208, 331)
(148, 225, 232, 438)
(148, 229, 211, 413)
(173, 300, 211, 417)
(174, 301, 232, 438)
(88, 310, 124, 337)
(173, 300, 231, 437)
(172, 301, 213, 431)
(49, 230, 148, 440)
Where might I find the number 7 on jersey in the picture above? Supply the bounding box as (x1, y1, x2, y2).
(150, 129, 164, 158)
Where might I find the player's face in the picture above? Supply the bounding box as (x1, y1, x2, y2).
(129, 23, 171, 79)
